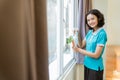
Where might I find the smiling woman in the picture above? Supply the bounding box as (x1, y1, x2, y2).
(86, 14, 98, 29)
(73, 9, 107, 80)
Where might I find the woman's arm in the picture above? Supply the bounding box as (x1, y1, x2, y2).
(73, 45, 104, 59)
(81, 39, 86, 48)
(72, 39, 86, 48)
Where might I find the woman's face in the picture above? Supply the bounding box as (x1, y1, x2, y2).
(87, 14, 98, 29)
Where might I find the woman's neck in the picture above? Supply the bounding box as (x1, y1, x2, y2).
(93, 27, 99, 32)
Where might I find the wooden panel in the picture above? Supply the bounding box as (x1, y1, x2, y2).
(105, 45, 120, 80)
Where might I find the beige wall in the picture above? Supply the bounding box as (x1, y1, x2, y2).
(93, 0, 120, 45)
(107, 0, 120, 45)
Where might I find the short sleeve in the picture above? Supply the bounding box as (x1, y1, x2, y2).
(97, 31, 107, 46)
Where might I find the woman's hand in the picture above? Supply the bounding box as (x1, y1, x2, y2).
(72, 40, 75, 48)
(72, 46, 80, 53)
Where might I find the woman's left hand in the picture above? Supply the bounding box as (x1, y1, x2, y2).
(72, 46, 80, 53)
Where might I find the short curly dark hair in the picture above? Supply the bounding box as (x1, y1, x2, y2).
(85, 9, 105, 29)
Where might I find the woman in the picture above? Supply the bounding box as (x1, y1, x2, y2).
(73, 9, 107, 80)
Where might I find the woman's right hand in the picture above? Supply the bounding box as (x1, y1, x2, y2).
(72, 40, 75, 48)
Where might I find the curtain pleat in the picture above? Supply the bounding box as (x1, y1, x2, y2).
(0, 0, 49, 80)
(24, 0, 37, 80)
(34, 0, 49, 80)
(0, 0, 28, 80)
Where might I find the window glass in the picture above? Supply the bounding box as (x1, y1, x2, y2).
(47, 0, 78, 79)
(47, 0, 59, 80)
(63, 0, 74, 67)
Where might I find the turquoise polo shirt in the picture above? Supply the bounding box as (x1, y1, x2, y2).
(84, 28, 107, 71)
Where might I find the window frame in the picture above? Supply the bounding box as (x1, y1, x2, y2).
(47, 0, 79, 80)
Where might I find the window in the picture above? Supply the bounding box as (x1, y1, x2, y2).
(63, 0, 74, 68)
(47, 0, 59, 79)
(47, 0, 78, 80)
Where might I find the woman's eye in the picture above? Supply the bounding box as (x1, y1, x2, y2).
(90, 18, 93, 20)
(87, 19, 90, 22)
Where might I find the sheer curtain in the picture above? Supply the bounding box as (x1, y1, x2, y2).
(0, 0, 49, 80)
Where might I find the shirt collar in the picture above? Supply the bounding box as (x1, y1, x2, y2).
(92, 27, 103, 35)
